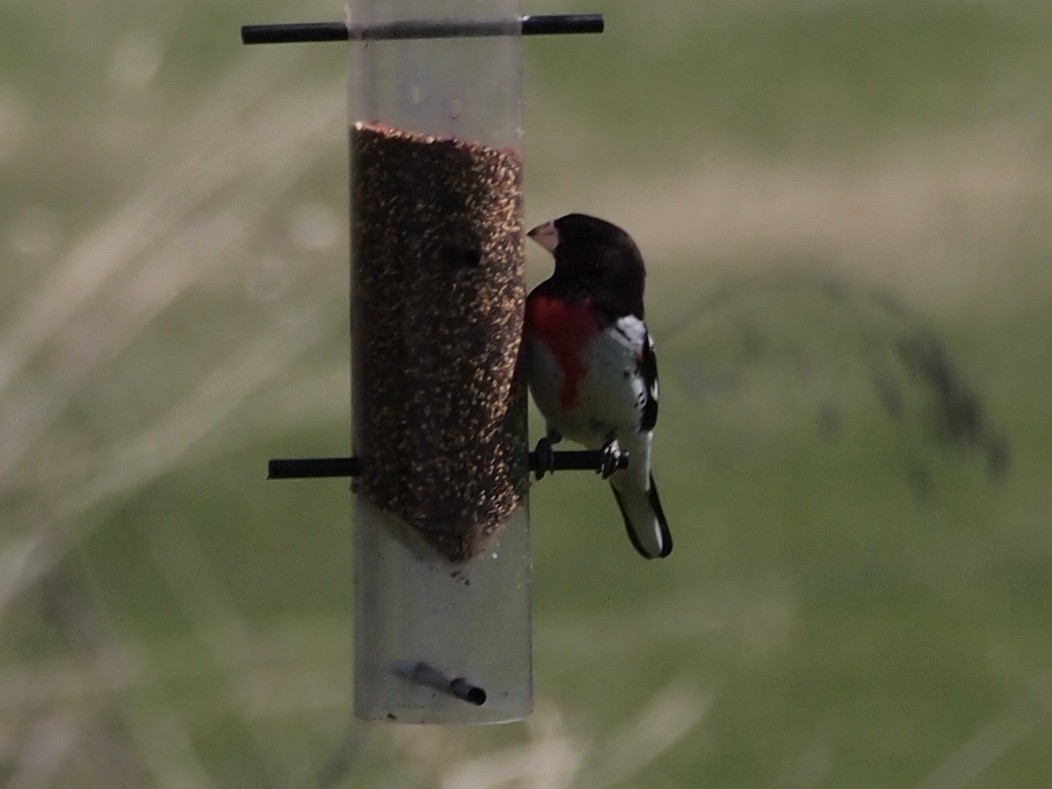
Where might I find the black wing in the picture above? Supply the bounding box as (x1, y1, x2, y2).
(640, 330, 659, 431)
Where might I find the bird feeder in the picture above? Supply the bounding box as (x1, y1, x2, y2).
(244, 3, 607, 725)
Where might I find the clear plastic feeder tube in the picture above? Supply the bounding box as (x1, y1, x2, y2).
(348, 0, 530, 723)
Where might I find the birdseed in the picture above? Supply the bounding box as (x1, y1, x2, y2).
(350, 122, 527, 563)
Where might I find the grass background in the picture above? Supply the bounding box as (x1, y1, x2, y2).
(2, 0, 1051, 785)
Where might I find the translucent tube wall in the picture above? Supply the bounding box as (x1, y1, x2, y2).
(348, 0, 531, 724)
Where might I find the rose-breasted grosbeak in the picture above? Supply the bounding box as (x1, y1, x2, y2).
(525, 214, 672, 559)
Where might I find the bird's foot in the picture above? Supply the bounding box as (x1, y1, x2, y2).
(598, 438, 628, 479)
(532, 431, 562, 480)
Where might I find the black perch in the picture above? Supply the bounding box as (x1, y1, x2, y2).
(241, 14, 603, 45)
(393, 660, 488, 706)
(267, 450, 628, 480)
(268, 457, 361, 479)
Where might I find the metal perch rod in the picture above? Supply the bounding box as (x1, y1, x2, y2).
(267, 449, 628, 480)
(393, 660, 488, 706)
(241, 14, 603, 45)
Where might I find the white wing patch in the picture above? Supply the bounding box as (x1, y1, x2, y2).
(612, 315, 648, 353)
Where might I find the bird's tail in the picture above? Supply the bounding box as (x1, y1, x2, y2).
(610, 473, 672, 559)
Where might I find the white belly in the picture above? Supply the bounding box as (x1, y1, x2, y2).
(526, 324, 647, 449)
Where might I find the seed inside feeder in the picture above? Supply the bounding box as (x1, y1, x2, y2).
(350, 122, 526, 563)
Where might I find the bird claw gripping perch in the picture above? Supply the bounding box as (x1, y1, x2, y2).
(527, 436, 629, 481)
(532, 436, 557, 481)
(598, 438, 626, 479)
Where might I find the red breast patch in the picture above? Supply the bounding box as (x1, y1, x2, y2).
(526, 295, 600, 409)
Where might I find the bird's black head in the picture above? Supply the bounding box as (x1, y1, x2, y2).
(527, 213, 647, 318)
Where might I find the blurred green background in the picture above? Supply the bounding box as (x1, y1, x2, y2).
(3, 0, 1052, 786)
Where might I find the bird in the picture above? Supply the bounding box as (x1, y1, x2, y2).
(524, 213, 672, 559)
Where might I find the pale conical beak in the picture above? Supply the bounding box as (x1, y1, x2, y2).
(526, 221, 559, 253)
